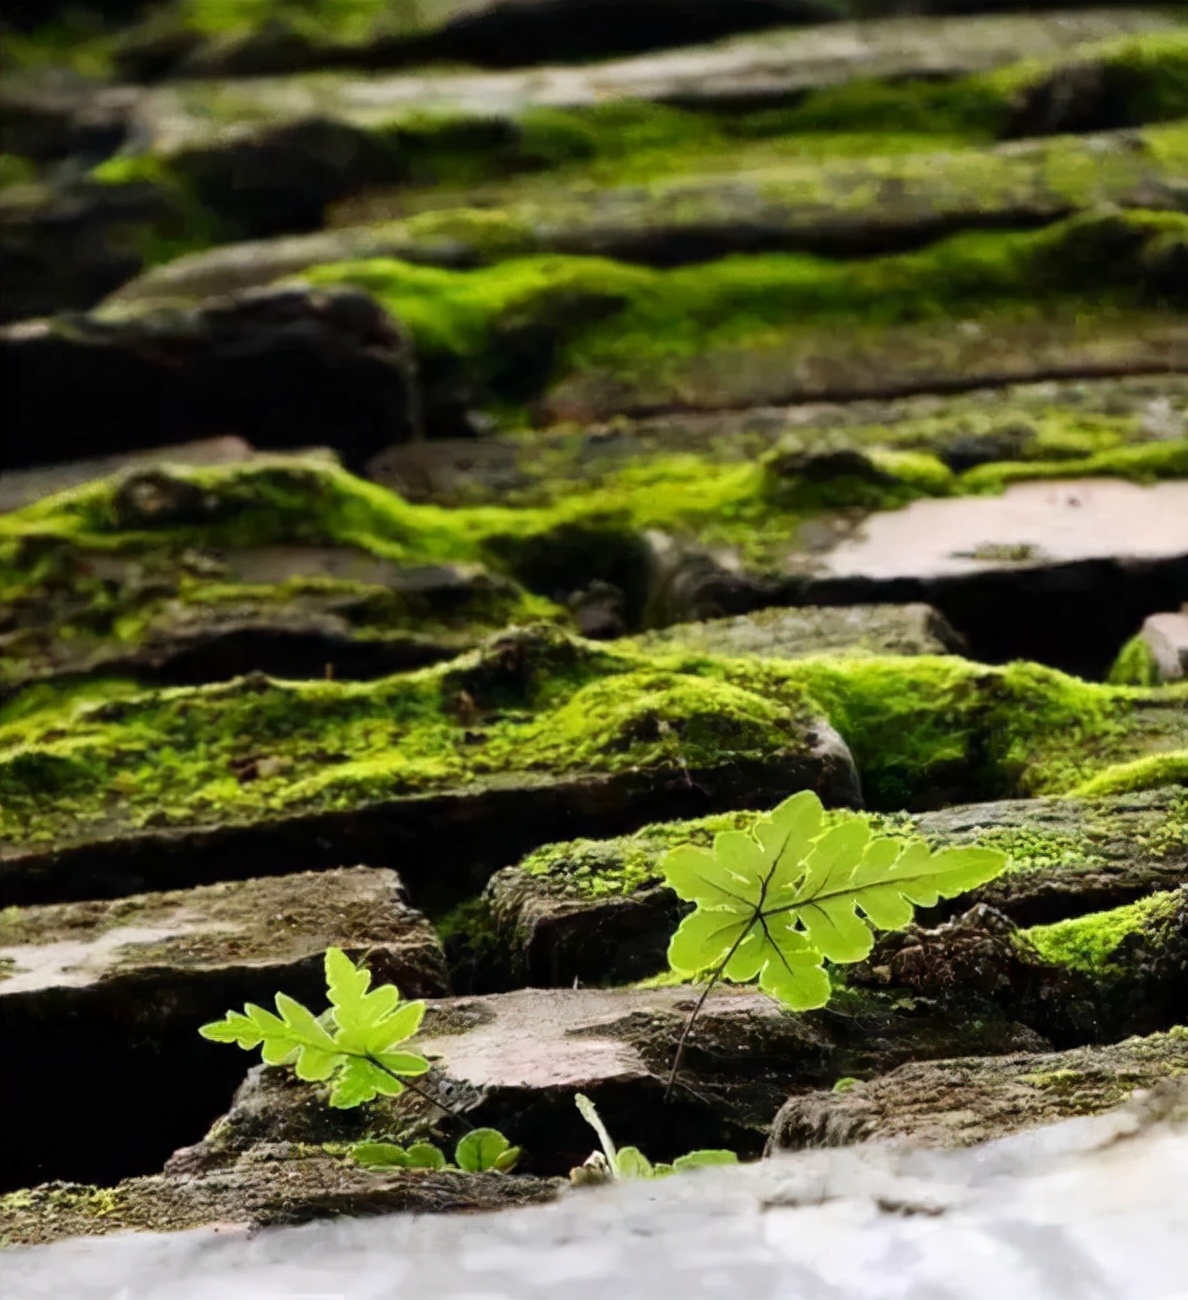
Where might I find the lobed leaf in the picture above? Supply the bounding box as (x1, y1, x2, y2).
(662, 791, 1008, 1015)
(200, 949, 435, 1111)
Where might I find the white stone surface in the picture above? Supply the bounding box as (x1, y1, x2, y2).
(3, 1085, 1186, 1300)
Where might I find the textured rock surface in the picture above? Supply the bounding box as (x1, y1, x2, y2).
(768, 1030, 1187, 1149)
(0, 868, 446, 1193)
(3, 0, 1187, 1258)
(1, 1083, 1184, 1295)
(166, 982, 1046, 1181)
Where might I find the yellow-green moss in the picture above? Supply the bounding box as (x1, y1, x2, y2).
(2, 626, 1183, 846)
(1024, 889, 1183, 976)
(1109, 633, 1164, 687)
(1072, 752, 1188, 798)
(961, 441, 1188, 494)
(300, 210, 1188, 420)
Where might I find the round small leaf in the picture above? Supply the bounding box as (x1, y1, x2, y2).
(455, 1128, 513, 1173)
(405, 1142, 447, 1170)
(350, 1142, 410, 1169)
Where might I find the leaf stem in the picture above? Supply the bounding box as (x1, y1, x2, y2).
(663, 924, 749, 1102)
(665, 853, 783, 1102)
(364, 1055, 477, 1131)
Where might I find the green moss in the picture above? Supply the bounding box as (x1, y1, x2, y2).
(338, 36, 1188, 203)
(0, 154, 38, 190)
(179, 0, 443, 43)
(0, 461, 481, 563)
(301, 210, 1188, 421)
(737, 655, 1179, 809)
(959, 441, 1188, 494)
(1072, 752, 1188, 798)
(1109, 634, 1164, 688)
(3, 627, 1181, 847)
(1024, 889, 1183, 975)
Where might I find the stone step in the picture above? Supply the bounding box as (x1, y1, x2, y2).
(482, 787, 1188, 986)
(769, 1027, 1188, 1149)
(0, 866, 446, 1193)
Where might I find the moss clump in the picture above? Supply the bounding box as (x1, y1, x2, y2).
(1023, 889, 1184, 976)
(0, 461, 566, 689)
(301, 209, 1188, 421)
(178, 0, 419, 44)
(960, 441, 1188, 494)
(0, 460, 480, 564)
(1108, 634, 1163, 688)
(3, 626, 1182, 847)
(1072, 753, 1188, 799)
(333, 34, 1188, 203)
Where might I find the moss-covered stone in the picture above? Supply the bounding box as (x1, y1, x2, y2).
(3, 622, 1185, 871)
(372, 374, 1188, 507)
(1109, 611, 1188, 686)
(0, 460, 564, 691)
(1024, 886, 1187, 983)
(0, 1148, 558, 1246)
(297, 210, 1188, 421)
(109, 120, 1188, 307)
(629, 604, 962, 661)
(482, 786, 1188, 987)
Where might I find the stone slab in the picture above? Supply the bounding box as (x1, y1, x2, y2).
(769, 1029, 1188, 1150)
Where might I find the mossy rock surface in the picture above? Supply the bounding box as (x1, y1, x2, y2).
(0, 1148, 558, 1247)
(1020, 886, 1188, 1036)
(372, 374, 1188, 508)
(3, 623, 1185, 905)
(108, 120, 1188, 305)
(482, 786, 1188, 987)
(629, 603, 962, 661)
(0, 460, 563, 692)
(768, 1028, 1188, 1149)
(0, 867, 447, 1194)
(173, 982, 1046, 1179)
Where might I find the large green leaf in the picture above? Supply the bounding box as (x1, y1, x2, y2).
(662, 791, 1008, 1011)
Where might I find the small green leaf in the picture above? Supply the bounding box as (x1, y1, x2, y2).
(455, 1128, 514, 1173)
(615, 1147, 654, 1179)
(199, 948, 435, 1113)
(668, 907, 750, 975)
(405, 1142, 447, 1170)
(328, 1056, 408, 1108)
(198, 1009, 264, 1048)
(492, 1146, 522, 1173)
(660, 791, 1008, 1087)
(350, 1142, 410, 1169)
(672, 1150, 739, 1171)
(574, 1093, 617, 1168)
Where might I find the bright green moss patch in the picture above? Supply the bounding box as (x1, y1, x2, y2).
(960, 441, 1188, 494)
(1, 627, 1183, 846)
(0, 461, 478, 563)
(0, 462, 565, 688)
(178, 0, 440, 43)
(1023, 889, 1184, 975)
(1072, 752, 1188, 799)
(1109, 634, 1164, 687)
(301, 210, 1188, 420)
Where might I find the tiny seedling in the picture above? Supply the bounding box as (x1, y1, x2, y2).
(662, 790, 1007, 1093)
(570, 1093, 737, 1184)
(351, 1128, 521, 1174)
(200, 947, 433, 1109)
